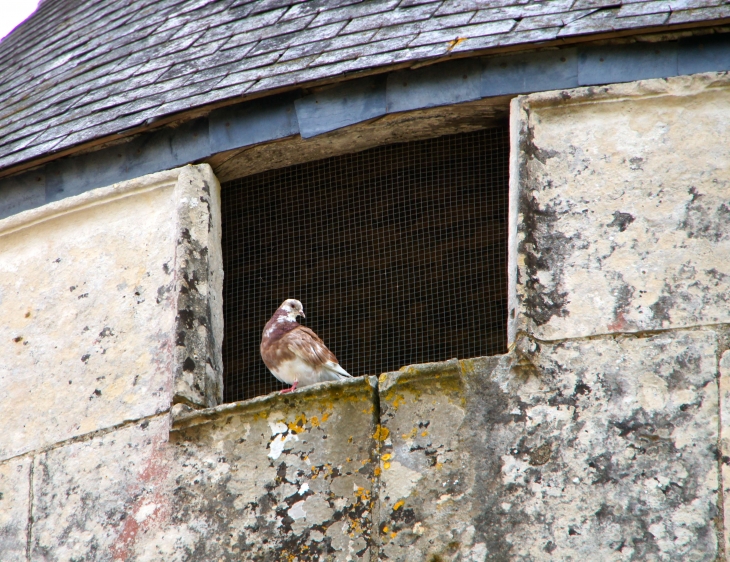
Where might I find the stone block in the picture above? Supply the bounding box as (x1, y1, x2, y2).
(0, 170, 180, 461)
(135, 376, 379, 560)
(172, 164, 224, 409)
(511, 73, 730, 340)
(0, 455, 31, 561)
(30, 416, 171, 561)
(0, 164, 224, 461)
(379, 330, 720, 560)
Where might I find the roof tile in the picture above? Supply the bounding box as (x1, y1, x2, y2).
(342, 3, 441, 34)
(409, 19, 518, 47)
(1, 0, 728, 172)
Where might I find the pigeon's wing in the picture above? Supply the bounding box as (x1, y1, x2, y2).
(284, 326, 351, 378)
(285, 326, 338, 366)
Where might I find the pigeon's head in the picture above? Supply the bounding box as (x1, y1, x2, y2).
(279, 298, 305, 321)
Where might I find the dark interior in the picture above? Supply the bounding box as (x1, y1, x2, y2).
(221, 127, 510, 402)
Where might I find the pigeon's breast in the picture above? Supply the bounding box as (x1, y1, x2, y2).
(270, 357, 322, 387)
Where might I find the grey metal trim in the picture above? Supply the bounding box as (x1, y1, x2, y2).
(578, 43, 679, 86)
(209, 93, 300, 154)
(482, 48, 579, 97)
(45, 119, 210, 204)
(3, 34, 730, 220)
(386, 59, 482, 114)
(294, 76, 387, 138)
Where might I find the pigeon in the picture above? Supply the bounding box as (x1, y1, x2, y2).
(260, 299, 351, 393)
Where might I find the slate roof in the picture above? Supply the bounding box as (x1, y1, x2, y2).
(1, 0, 729, 174)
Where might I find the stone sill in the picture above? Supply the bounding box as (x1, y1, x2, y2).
(171, 355, 505, 431)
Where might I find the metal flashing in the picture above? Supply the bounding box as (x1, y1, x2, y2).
(578, 43, 679, 86)
(386, 59, 482, 113)
(44, 119, 209, 203)
(294, 76, 387, 138)
(482, 48, 579, 97)
(209, 94, 300, 154)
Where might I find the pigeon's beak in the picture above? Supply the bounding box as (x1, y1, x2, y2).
(299, 311, 305, 319)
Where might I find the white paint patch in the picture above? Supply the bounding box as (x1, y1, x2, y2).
(269, 432, 298, 460)
(299, 482, 309, 495)
(268, 415, 288, 436)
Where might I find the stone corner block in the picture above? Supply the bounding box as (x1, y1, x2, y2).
(172, 164, 224, 409)
(510, 74, 730, 340)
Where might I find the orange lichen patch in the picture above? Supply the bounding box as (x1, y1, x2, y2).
(392, 394, 405, 409)
(374, 467, 382, 476)
(390, 532, 397, 539)
(402, 428, 418, 440)
(373, 425, 390, 441)
(362, 459, 370, 465)
(348, 436, 353, 443)
(310, 416, 320, 427)
(421, 431, 429, 437)
(287, 413, 307, 433)
(384, 462, 391, 469)
(349, 519, 364, 535)
(288, 422, 305, 433)
(362, 404, 374, 414)
(354, 487, 371, 503)
(382, 526, 390, 533)
(381, 453, 393, 461)
(435, 462, 443, 470)
(321, 412, 330, 422)
(393, 500, 405, 511)
(379, 373, 388, 383)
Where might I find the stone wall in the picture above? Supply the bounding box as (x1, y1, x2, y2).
(0, 164, 224, 559)
(2, 73, 730, 561)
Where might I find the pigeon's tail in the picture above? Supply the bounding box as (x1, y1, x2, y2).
(323, 361, 352, 380)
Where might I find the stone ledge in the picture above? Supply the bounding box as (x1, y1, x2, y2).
(171, 375, 379, 431)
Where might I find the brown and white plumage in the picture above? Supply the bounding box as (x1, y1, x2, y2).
(261, 299, 351, 393)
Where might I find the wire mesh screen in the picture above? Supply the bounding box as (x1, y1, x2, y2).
(221, 127, 509, 403)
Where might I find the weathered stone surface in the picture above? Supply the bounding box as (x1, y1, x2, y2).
(379, 330, 720, 560)
(511, 73, 730, 340)
(0, 164, 224, 462)
(0, 169, 180, 461)
(0, 455, 31, 561)
(133, 376, 379, 561)
(720, 349, 730, 557)
(376, 358, 485, 562)
(30, 416, 170, 561)
(172, 164, 224, 409)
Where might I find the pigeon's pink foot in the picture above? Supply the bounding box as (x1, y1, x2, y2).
(280, 381, 298, 394)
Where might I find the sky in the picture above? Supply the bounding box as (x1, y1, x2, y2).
(0, 0, 40, 41)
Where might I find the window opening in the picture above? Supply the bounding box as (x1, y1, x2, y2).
(221, 127, 509, 403)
